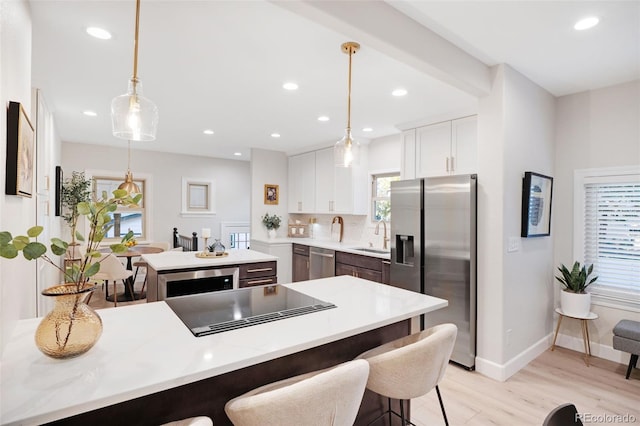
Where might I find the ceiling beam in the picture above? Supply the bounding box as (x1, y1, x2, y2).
(272, 0, 491, 97)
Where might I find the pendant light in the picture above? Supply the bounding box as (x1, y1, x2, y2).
(334, 41, 360, 168)
(118, 140, 142, 195)
(111, 0, 158, 141)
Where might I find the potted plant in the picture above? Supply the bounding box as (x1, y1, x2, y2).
(262, 213, 282, 239)
(61, 171, 92, 255)
(0, 189, 141, 358)
(555, 261, 598, 317)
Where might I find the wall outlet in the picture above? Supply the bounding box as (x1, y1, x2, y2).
(506, 329, 512, 347)
(507, 237, 520, 253)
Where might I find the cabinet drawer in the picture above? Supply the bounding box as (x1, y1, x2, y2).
(336, 251, 382, 271)
(239, 261, 277, 279)
(293, 244, 309, 256)
(239, 276, 278, 288)
(336, 263, 382, 283)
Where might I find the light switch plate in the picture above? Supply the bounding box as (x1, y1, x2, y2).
(508, 237, 520, 253)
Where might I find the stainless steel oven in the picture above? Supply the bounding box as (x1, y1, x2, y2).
(157, 267, 239, 300)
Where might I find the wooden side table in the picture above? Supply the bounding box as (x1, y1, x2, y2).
(551, 307, 598, 366)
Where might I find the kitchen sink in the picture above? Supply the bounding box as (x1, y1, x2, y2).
(351, 247, 390, 255)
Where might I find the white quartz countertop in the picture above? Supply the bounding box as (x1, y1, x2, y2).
(0, 276, 446, 425)
(251, 237, 391, 259)
(142, 248, 278, 271)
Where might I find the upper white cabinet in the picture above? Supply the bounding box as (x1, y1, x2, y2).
(404, 115, 477, 179)
(288, 152, 316, 213)
(289, 147, 368, 215)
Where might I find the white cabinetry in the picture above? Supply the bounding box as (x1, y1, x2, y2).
(289, 147, 367, 215)
(404, 115, 477, 178)
(288, 152, 316, 213)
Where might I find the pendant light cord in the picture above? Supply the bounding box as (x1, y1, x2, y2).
(132, 0, 141, 84)
(347, 47, 352, 131)
(127, 140, 132, 172)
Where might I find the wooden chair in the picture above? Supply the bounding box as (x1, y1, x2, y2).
(132, 241, 171, 298)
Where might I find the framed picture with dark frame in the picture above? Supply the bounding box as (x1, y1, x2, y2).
(5, 101, 35, 197)
(521, 171, 553, 237)
(264, 184, 279, 205)
(55, 166, 63, 216)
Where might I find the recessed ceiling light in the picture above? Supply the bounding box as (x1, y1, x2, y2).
(234, 152, 242, 156)
(574, 16, 599, 30)
(86, 27, 112, 40)
(362, 127, 373, 132)
(83, 110, 97, 117)
(271, 133, 281, 138)
(203, 129, 214, 135)
(317, 116, 330, 122)
(282, 82, 298, 91)
(392, 88, 408, 97)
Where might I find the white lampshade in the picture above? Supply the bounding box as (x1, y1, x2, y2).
(334, 128, 360, 168)
(111, 78, 158, 141)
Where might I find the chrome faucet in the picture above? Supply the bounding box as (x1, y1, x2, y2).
(374, 219, 389, 250)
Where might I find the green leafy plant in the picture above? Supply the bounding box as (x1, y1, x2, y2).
(0, 189, 141, 292)
(555, 261, 598, 294)
(261, 213, 282, 230)
(61, 171, 92, 245)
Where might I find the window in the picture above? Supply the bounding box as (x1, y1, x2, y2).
(93, 176, 147, 241)
(371, 172, 400, 222)
(574, 166, 640, 310)
(220, 222, 250, 250)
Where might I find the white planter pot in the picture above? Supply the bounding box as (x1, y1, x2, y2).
(560, 290, 591, 317)
(268, 229, 277, 239)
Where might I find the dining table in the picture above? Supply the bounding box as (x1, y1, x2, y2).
(100, 246, 165, 302)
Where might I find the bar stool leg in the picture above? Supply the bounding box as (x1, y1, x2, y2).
(436, 385, 449, 426)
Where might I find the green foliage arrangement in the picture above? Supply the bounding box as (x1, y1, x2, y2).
(555, 261, 598, 294)
(261, 213, 282, 230)
(0, 189, 141, 292)
(61, 171, 92, 244)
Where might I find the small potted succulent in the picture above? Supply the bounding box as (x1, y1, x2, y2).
(555, 261, 598, 317)
(261, 213, 282, 239)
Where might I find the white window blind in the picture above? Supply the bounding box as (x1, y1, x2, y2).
(584, 181, 640, 294)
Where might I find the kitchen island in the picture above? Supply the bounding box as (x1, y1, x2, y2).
(143, 249, 279, 301)
(0, 276, 447, 426)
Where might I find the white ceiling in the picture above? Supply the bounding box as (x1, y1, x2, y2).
(29, 1, 639, 161)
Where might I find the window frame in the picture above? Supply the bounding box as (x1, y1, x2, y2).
(371, 171, 400, 223)
(573, 165, 640, 312)
(85, 169, 154, 244)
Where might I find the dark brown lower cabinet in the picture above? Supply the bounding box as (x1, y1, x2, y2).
(239, 261, 277, 287)
(292, 244, 310, 282)
(335, 251, 383, 283)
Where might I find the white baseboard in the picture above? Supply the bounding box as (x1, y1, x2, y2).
(476, 333, 632, 382)
(554, 332, 631, 365)
(476, 334, 551, 382)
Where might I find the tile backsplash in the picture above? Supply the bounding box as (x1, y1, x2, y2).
(289, 214, 389, 249)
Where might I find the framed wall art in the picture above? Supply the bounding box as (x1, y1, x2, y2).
(55, 166, 63, 216)
(5, 101, 35, 197)
(521, 171, 553, 237)
(181, 177, 216, 216)
(264, 184, 279, 205)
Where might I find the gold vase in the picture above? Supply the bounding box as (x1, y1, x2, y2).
(35, 283, 103, 359)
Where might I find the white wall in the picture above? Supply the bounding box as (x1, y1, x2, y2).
(250, 148, 288, 239)
(0, 0, 37, 355)
(62, 142, 250, 248)
(553, 80, 640, 362)
(476, 64, 556, 380)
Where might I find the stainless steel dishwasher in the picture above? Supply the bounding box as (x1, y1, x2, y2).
(309, 247, 335, 279)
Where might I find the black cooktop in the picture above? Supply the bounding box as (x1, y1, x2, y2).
(165, 285, 336, 337)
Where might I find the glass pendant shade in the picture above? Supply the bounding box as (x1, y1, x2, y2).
(118, 170, 141, 195)
(334, 128, 360, 168)
(111, 78, 158, 142)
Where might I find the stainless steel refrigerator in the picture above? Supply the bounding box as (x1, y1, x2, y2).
(390, 174, 477, 369)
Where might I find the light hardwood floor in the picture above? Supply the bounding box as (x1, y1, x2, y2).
(412, 347, 640, 425)
(89, 284, 639, 425)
